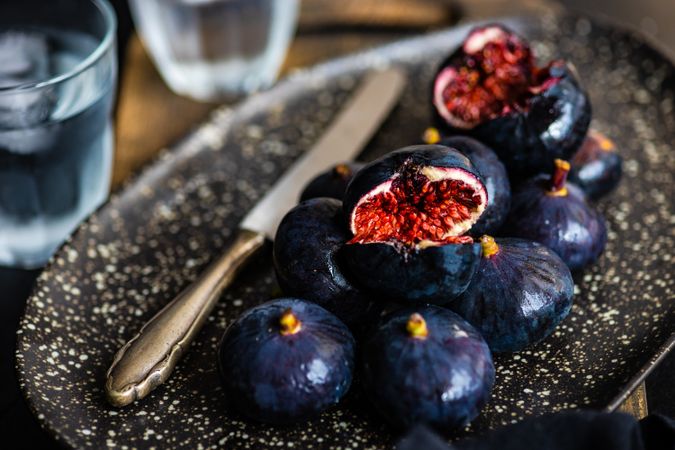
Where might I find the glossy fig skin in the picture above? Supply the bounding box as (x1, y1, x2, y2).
(501, 178, 607, 271)
(340, 242, 480, 304)
(343, 144, 485, 220)
(431, 24, 591, 178)
(361, 305, 495, 430)
(569, 130, 623, 200)
(439, 136, 511, 236)
(450, 238, 574, 352)
(299, 162, 365, 202)
(218, 298, 355, 425)
(274, 198, 373, 326)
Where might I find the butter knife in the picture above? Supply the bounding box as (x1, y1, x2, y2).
(105, 68, 407, 407)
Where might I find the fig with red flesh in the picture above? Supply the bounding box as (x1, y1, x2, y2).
(361, 305, 495, 429)
(450, 236, 574, 352)
(341, 145, 488, 304)
(218, 298, 355, 425)
(274, 198, 373, 326)
(502, 159, 607, 271)
(569, 129, 623, 200)
(299, 162, 366, 202)
(424, 130, 511, 236)
(432, 24, 591, 178)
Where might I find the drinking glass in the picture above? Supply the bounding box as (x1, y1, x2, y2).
(129, 0, 300, 101)
(0, 0, 117, 268)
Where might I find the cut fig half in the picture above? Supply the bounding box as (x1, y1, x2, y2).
(431, 23, 592, 177)
(345, 146, 487, 250)
(433, 24, 548, 129)
(341, 145, 487, 304)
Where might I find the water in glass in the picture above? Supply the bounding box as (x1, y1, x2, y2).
(0, 28, 115, 268)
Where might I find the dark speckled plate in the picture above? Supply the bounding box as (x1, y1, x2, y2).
(16, 12, 675, 449)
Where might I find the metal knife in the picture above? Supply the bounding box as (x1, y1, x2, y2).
(105, 68, 407, 407)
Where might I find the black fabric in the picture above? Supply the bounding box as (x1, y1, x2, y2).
(640, 415, 675, 450)
(397, 412, 675, 450)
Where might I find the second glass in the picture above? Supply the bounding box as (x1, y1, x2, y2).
(0, 0, 117, 268)
(129, 0, 300, 101)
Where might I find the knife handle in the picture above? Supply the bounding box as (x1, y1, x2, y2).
(105, 229, 266, 407)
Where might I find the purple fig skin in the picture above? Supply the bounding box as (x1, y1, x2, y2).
(437, 136, 511, 236)
(218, 298, 355, 425)
(431, 24, 591, 179)
(299, 162, 366, 202)
(569, 130, 623, 200)
(450, 237, 574, 352)
(361, 305, 495, 430)
(341, 145, 488, 304)
(273, 198, 373, 326)
(340, 241, 480, 304)
(501, 175, 607, 271)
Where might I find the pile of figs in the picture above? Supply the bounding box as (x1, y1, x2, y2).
(218, 24, 622, 432)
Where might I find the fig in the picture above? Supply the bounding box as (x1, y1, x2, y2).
(218, 298, 355, 425)
(299, 162, 365, 202)
(431, 24, 591, 177)
(273, 198, 373, 326)
(502, 159, 607, 271)
(450, 236, 574, 352)
(569, 129, 623, 200)
(361, 305, 495, 429)
(341, 145, 488, 304)
(424, 129, 511, 236)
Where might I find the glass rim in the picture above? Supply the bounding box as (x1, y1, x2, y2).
(0, 0, 117, 94)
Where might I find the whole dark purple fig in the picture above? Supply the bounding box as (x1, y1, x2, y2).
(424, 130, 511, 236)
(450, 236, 574, 352)
(341, 145, 489, 304)
(299, 162, 366, 202)
(502, 159, 607, 271)
(218, 298, 355, 425)
(569, 129, 623, 200)
(361, 305, 494, 430)
(274, 198, 373, 326)
(431, 24, 591, 178)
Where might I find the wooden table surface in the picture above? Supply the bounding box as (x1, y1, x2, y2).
(110, 0, 648, 419)
(112, 0, 552, 188)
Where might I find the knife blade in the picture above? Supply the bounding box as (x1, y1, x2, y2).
(105, 68, 407, 407)
(241, 68, 406, 238)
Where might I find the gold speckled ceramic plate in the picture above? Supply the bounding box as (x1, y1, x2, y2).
(16, 12, 675, 449)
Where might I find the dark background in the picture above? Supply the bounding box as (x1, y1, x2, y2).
(0, 1, 672, 449)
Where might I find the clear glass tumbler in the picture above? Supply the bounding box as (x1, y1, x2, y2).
(129, 0, 300, 101)
(0, 0, 117, 268)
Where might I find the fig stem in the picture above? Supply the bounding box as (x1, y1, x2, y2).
(422, 127, 441, 145)
(334, 164, 352, 178)
(480, 235, 500, 258)
(598, 135, 615, 152)
(549, 159, 570, 196)
(406, 313, 429, 339)
(279, 309, 302, 336)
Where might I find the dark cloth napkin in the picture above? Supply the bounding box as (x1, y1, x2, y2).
(397, 412, 675, 450)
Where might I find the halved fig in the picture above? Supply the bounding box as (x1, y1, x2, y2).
(341, 145, 488, 304)
(432, 24, 591, 177)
